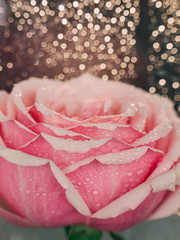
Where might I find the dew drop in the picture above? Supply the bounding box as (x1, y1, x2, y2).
(93, 190, 98, 195)
(127, 172, 132, 176)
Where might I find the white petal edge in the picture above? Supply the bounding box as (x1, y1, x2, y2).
(63, 146, 164, 174)
(0, 111, 36, 135)
(29, 123, 93, 139)
(132, 121, 172, 146)
(41, 133, 112, 153)
(11, 86, 36, 123)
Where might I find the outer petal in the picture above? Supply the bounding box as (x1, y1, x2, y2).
(88, 191, 167, 231)
(66, 148, 163, 213)
(0, 195, 33, 227)
(0, 147, 90, 227)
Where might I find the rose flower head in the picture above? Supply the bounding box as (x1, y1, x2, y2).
(0, 73, 180, 231)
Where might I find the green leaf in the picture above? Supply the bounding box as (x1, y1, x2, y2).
(109, 232, 127, 240)
(64, 225, 102, 240)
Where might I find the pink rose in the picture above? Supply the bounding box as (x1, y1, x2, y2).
(0, 73, 180, 231)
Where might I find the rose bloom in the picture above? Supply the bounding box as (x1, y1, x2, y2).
(0, 74, 180, 231)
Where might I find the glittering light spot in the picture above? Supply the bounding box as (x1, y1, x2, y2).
(166, 43, 173, 50)
(153, 42, 160, 49)
(155, 1, 162, 8)
(172, 82, 179, 89)
(42, 0, 48, 6)
(58, 4, 64, 11)
(30, 0, 36, 6)
(53, 41, 59, 47)
(102, 75, 108, 81)
(77, 23, 83, 30)
(57, 33, 63, 40)
(104, 36, 110, 42)
(130, 7, 136, 14)
(175, 35, 180, 42)
(61, 43, 67, 49)
(158, 25, 165, 32)
(7, 62, 13, 69)
(149, 87, 156, 93)
(105, 1, 112, 8)
(62, 18, 67, 25)
(168, 17, 174, 24)
(152, 30, 158, 37)
(73, 1, 79, 8)
(111, 69, 118, 75)
(168, 56, 175, 62)
(159, 79, 166, 86)
(79, 64, 85, 70)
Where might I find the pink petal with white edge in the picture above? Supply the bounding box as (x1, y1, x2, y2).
(29, 123, 91, 140)
(148, 164, 180, 220)
(6, 78, 62, 126)
(29, 103, 80, 127)
(129, 102, 149, 132)
(88, 191, 166, 231)
(132, 120, 172, 147)
(0, 119, 36, 149)
(7, 94, 35, 126)
(19, 134, 131, 169)
(0, 90, 8, 115)
(66, 148, 163, 213)
(69, 124, 143, 143)
(86, 114, 128, 125)
(92, 168, 177, 219)
(0, 147, 91, 225)
(149, 121, 180, 178)
(63, 147, 163, 174)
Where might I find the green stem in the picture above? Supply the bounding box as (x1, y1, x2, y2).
(109, 232, 127, 240)
(64, 225, 102, 240)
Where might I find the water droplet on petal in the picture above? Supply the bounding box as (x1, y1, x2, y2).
(93, 190, 98, 195)
(127, 172, 132, 176)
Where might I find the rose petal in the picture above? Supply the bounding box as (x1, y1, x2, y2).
(0, 119, 36, 149)
(19, 134, 131, 169)
(63, 147, 163, 174)
(69, 124, 143, 143)
(29, 123, 91, 140)
(88, 191, 166, 231)
(0, 204, 33, 227)
(132, 121, 172, 147)
(148, 187, 180, 220)
(0, 147, 91, 226)
(149, 121, 180, 178)
(29, 103, 80, 127)
(91, 168, 176, 219)
(66, 148, 163, 213)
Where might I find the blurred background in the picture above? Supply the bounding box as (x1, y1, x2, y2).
(0, 0, 180, 239)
